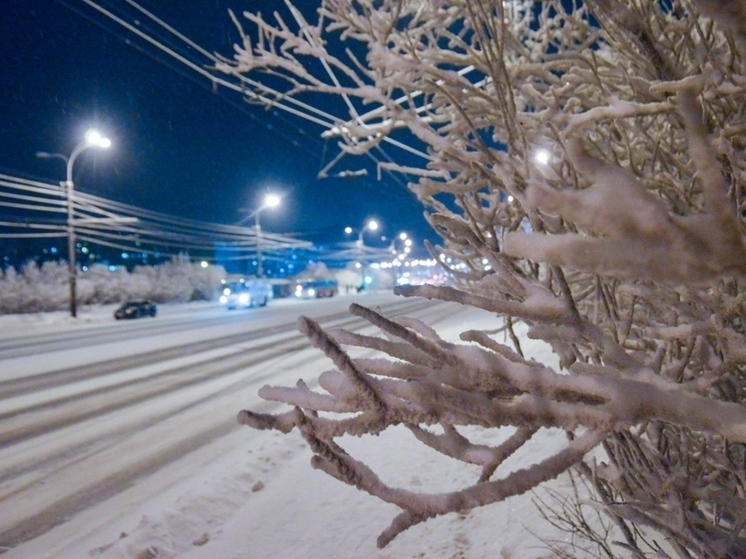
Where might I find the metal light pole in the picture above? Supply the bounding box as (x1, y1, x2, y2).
(390, 231, 409, 280)
(346, 219, 379, 290)
(36, 129, 111, 317)
(253, 193, 281, 277)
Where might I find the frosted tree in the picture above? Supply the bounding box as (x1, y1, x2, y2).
(0, 258, 227, 313)
(217, 1, 746, 556)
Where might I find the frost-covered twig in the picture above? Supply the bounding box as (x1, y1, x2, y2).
(224, 1, 746, 554)
(298, 316, 386, 411)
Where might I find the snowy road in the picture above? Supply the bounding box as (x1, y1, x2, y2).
(0, 293, 583, 559)
(0, 293, 464, 554)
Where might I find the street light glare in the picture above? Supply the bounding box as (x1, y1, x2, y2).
(84, 129, 111, 149)
(85, 130, 101, 145)
(344, 226, 353, 235)
(366, 220, 379, 231)
(263, 193, 281, 208)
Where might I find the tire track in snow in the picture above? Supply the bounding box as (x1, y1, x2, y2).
(0, 311, 261, 358)
(0, 301, 432, 477)
(0, 297, 426, 398)
(0, 297, 456, 553)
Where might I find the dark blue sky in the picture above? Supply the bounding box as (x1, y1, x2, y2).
(1, 0, 436, 248)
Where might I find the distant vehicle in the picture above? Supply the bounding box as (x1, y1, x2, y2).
(219, 278, 272, 309)
(294, 278, 338, 299)
(114, 300, 157, 320)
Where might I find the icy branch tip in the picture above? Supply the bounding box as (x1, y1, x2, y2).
(297, 316, 334, 352)
(393, 285, 416, 297)
(348, 303, 386, 327)
(236, 408, 300, 433)
(296, 315, 316, 337)
(348, 302, 371, 318)
(237, 409, 257, 426)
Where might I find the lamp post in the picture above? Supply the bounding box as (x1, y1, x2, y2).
(345, 219, 379, 251)
(393, 232, 413, 260)
(253, 193, 281, 277)
(345, 219, 379, 289)
(390, 232, 413, 283)
(36, 129, 111, 317)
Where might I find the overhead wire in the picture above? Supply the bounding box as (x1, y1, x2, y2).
(68, 0, 340, 126)
(1, 170, 414, 263)
(53, 0, 334, 167)
(0, 173, 315, 261)
(67, 0, 431, 183)
(17, 0, 441, 258)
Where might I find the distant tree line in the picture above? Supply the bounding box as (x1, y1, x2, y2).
(0, 258, 226, 314)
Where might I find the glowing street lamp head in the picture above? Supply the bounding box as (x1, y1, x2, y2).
(366, 219, 379, 232)
(263, 193, 281, 209)
(344, 226, 353, 235)
(85, 130, 101, 145)
(84, 129, 111, 149)
(399, 232, 408, 241)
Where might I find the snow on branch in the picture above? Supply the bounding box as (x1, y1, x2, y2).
(297, 315, 386, 411)
(226, 0, 746, 554)
(504, 135, 746, 285)
(237, 295, 746, 546)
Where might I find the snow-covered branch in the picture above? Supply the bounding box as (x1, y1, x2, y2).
(225, 0, 746, 554)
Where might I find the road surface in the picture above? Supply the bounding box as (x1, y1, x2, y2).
(0, 292, 463, 554)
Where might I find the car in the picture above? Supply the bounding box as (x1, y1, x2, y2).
(219, 279, 272, 309)
(114, 300, 157, 320)
(294, 279, 338, 299)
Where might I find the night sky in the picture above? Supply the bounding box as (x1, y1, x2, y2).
(1, 0, 437, 250)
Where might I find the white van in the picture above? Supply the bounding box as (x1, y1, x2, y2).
(219, 279, 272, 309)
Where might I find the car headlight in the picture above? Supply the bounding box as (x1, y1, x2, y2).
(219, 295, 228, 304)
(239, 293, 250, 305)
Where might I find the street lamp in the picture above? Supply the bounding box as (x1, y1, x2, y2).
(346, 219, 379, 289)
(253, 193, 280, 277)
(345, 219, 378, 246)
(389, 232, 413, 282)
(36, 129, 111, 318)
(391, 232, 412, 259)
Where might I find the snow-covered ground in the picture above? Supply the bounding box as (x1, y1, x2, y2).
(0, 294, 588, 558)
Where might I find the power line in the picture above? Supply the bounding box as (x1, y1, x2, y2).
(0, 173, 312, 262)
(63, 0, 429, 188)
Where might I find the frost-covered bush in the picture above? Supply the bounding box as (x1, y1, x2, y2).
(0, 258, 227, 314)
(219, 1, 746, 556)
(334, 266, 363, 295)
(187, 261, 226, 301)
(137, 261, 193, 303)
(0, 261, 69, 313)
